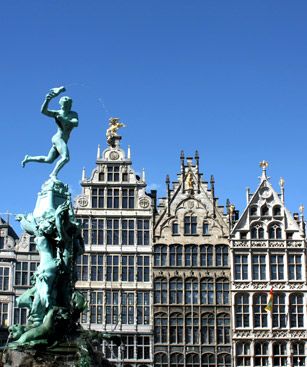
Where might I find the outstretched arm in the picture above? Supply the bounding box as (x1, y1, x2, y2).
(41, 93, 58, 118)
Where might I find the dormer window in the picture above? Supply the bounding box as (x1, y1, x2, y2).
(261, 205, 269, 216)
(251, 224, 264, 239)
(184, 215, 197, 235)
(107, 166, 120, 182)
(268, 224, 282, 239)
(273, 206, 281, 216)
(250, 206, 258, 216)
(172, 221, 179, 235)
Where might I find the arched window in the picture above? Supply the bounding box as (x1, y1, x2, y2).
(261, 205, 269, 216)
(200, 245, 213, 266)
(172, 221, 179, 235)
(255, 342, 269, 367)
(273, 342, 287, 366)
(154, 353, 168, 367)
(154, 313, 167, 344)
(253, 293, 268, 328)
(235, 294, 249, 327)
(236, 342, 251, 366)
(98, 171, 104, 181)
(201, 278, 214, 304)
(217, 354, 231, 367)
(201, 313, 215, 344)
(186, 313, 199, 344)
(216, 278, 229, 305)
(292, 342, 305, 367)
(170, 313, 183, 344)
(169, 277, 183, 304)
(289, 293, 304, 328)
(250, 206, 258, 216)
(186, 353, 200, 367)
(202, 354, 215, 367)
(154, 278, 167, 304)
(170, 353, 184, 367)
(217, 313, 230, 344)
(268, 224, 282, 239)
(216, 245, 228, 266)
(185, 278, 199, 304)
(273, 293, 286, 328)
(273, 205, 281, 216)
(251, 224, 264, 239)
(184, 215, 197, 235)
(185, 245, 198, 266)
(154, 245, 167, 266)
(169, 244, 182, 266)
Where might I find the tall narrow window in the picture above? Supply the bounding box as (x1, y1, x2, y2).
(269, 224, 282, 239)
(292, 342, 306, 367)
(234, 255, 249, 280)
(106, 291, 119, 324)
(0, 267, 9, 291)
(170, 244, 182, 266)
(185, 278, 199, 304)
(273, 293, 286, 328)
(254, 342, 269, 367)
(76, 255, 88, 281)
(107, 189, 119, 208)
(106, 255, 119, 281)
(273, 343, 287, 367)
(252, 254, 266, 280)
(91, 219, 104, 245)
(216, 245, 228, 266)
(90, 254, 103, 281)
(154, 314, 167, 344)
(137, 255, 150, 282)
(186, 313, 199, 344)
(172, 221, 179, 235)
(15, 262, 29, 286)
(203, 221, 209, 235)
(289, 293, 304, 328)
(184, 215, 197, 235)
(270, 254, 284, 280)
(122, 188, 134, 209)
(154, 245, 167, 266)
(253, 293, 268, 328)
(288, 254, 302, 280)
(90, 291, 103, 324)
(137, 219, 150, 245)
(78, 217, 89, 245)
(121, 292, 134, 324)
(169, 278, 183, 304)
(107, 165, 120, 182)
(261, 205, 269, 216)
(235, 294, 249, 327)
(137, 291, 150, 324)
(0, 237, 4, 250)
(185, 245, 198, 266)
(251, 224, 264, 239)
(0, 303, 8, 327)
(154, 278, 167, 304)
(29, 236, 37, 252)
(236, 342, 251, 367)
(122, 255, 134, 282)
(170, 313, 183, 344)
(217, 313, 230, 344)
(201, 314, 215, 344)
(216, 278, 229, 305)
(122, 219, 134, 245)
(200, 245, 213, 266)
(92, 187, 104, 208)
(137, 336, 150, 360)
(201, 278, 214, 304)
(106, 219, 119, 245)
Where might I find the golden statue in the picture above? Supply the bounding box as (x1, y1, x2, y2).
(106, 117, 125, 147)
(186, 170, 195, 190)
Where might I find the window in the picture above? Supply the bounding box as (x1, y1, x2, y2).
(201, 313, 215, 344)
(137, 219, 150, 245)
(273, 343, 287, 366)
(254, 342, 269, 367)
(288, 254, 302, 280)
(235, 294, 249, 328)
(137, 336, 150, 360)
(270, 254, 284, 280)
(292, 342, 305, 367)
(137, 291, 150, 324)
(202, 354, 215, 367)
(14, 306, 27, 325)
(106, 255, 119, 281)
(186, 353, 200, 367)
(121, 292, 134, 324)
(0, 237, 4, 250)
(122, 171, 128, 182)
(78, 217, 89, 245)
(137, 255, 150, 282)
(273, 206, 281, 216)
(236, 342, 251, 367)
(106, 291, 119, 324)
(170, 313, 183, 344)
(201, 278, 214, 304)
(216, 278, 229, 304)
(15, 262, 29, 286)
(0, 303, 8, 327)
(203, 221, 209, 235)
(121, 219, 134, 245)
(123, 335, 135, 360)
(122, 188, 134, 209)
(98, 171, 104, 181)
(217, 354, 231, 367)
(273, 293, 286, 328)
(122, 255, 134, 282)
(217, 313, 230, 344)
(106, 219, 119, 245)
(216, 245, 228, 266)
(29, 236, 37, 252)
(170, 353, 184, 367)
(253, 294, 268, 328)
(170, 244, 182, 266)
(77, 255, 89, 281)
(91, 219, 104, 245)
(184, 215, 197, 235)
(251, 224, 264, 239)
(154, 245, 167, 266)
(200, 245, 213, 266)
(185, 245, 198, 266)
(92, 187, 104, 208)
(90, 291, 103, 324)
(104, 340, 119, 360)
(170, 278, 183, 304)
(250, 206, 258, 216)
(261, 205, 269, 216)
(154, 278, 167, 304)
(107, 165, 120, 182)
(90, 254, 103, 281)
(172, 221, 179, 235)
(234, 254, 249, 280)
(269, 224, 282, 239)
(252, 254, 266, 280)
(186, 313, 199, 344)
(185, 278, 199, 304)
(290, 293, 304, 328)
(154, 313, 167, 343)
(0, 267, 9, 291)
(107, 188, 119, 208)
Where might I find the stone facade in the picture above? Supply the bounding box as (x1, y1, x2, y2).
(153, 152, 232, 367)
(230, 163, 307, 367)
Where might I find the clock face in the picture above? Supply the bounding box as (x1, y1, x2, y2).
(109, 151, 119, 160)
(260, 187, 272, 199)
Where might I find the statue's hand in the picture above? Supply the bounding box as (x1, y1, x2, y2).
(15, 214, 23, 222)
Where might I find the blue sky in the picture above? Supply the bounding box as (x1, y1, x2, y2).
(1, 1, 307, 230)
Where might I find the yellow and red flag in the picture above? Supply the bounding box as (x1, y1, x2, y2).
(265, 287, 274, 313)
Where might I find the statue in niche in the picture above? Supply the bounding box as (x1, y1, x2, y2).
(21, 87, 79, 180)
(106, 117, 125, 147)
(186, 170, 195, 190)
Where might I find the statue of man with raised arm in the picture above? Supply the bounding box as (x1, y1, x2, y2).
(22, 87, 78, 179)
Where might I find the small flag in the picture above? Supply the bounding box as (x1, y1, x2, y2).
(265, 287, 274, 313)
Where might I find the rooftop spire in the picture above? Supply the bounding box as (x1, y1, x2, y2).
(97, 144, 101, 159)
(259, 160, 269, 181)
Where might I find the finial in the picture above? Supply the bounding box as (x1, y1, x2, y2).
(210, 175, 215, 184)
(180, 150, 184, 160)
(82, 167, 86, 181)
(97, 144, 101, 159)
(299, 204, 304, 214)
(195, 150, 199, 160)
(166, 174, 170, 184)
(279, 177, 285, 188)
(127, 145, 131, 159)
(229, 204, 235, 215)
(259, 160, 268, 180)
(142, 168, 146, 182)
